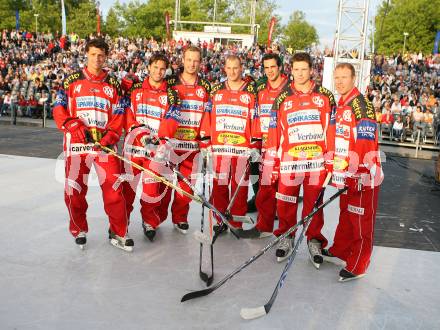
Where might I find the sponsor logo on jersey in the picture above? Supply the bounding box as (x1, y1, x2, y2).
(124, 145, 150, 158)
(312, 96, 324, 107)
(54, 90, 67, 107)
(76, 96, 110, 111)
(174, 128, 197, 140)
(330, 106, 336, 125)
(211, 145, 248, 155)
(287, 124, 324, 143)
(240, 94, 251, 105)
(348, 204, 365, 215)
(158, 95, 167, 106)
(288, 144, 322, 158)
(196, 87, 205, 99)
(336, 124, 350, 138)
(357, 120, 376, 140)
(215, 105, 248, 117)
(279, 159, 324, 173)
(170, 140, 199, 150)
(137, 104, 163, 118)
(77, 110, 108, 128)
(216, 117, 246, 133)
(335, 137, 349, 156)
(334, 157, 348, 171)
(69, 143, 96, 154)
(64, 73, 81, 89)
(103, 86, 114, 98)
(259, 103, 272, 115)
(275, 192, 297, 203)
(286, 109, 320, 125)
(181, 100, 203, 111)
(269, 113, 277, 128)
(89, 88, 100, 93)
(136, 118, 159, 135)
(260, 117, 270, 133)
(217, 132, 246, 145)
(343, 109, 352, 122)
(179, 111, 202, 127)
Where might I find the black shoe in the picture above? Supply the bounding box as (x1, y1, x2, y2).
(174, 222, 189, 234)
(338, 268, 365, 282)
(142, 223, 156, 242)
(247, 196, 257, 213)
(213, 223, 228, 235)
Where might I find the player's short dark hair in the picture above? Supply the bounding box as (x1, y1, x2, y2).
(149, 53, 170, 67)
(335, 62, 356, 77)
(85, 38, 109, 55)
(262, 53, 282, 68)
(291, 52, 312, 68)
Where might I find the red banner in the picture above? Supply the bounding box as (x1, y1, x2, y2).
(267, 17, 276, 47)
(165, 11, 171, 41)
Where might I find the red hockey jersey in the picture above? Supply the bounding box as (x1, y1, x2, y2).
(167, 75, 211, 152)
(53, 68, 126, 155)
(265, 81, 334, 176)
(200, 80, 258, 156)
(327, 87, 383, 188)
(123, 79, 181, 158)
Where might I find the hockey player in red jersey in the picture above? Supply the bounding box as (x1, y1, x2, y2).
(265, 52, 335, 263)
(53, 38, 133, 252)
(122, 53, 181, 242)
(162, 46, 211, 234)
(200, 55, 258, 232)
(242, 53, 289, 238)
(323, 63, 383, 282)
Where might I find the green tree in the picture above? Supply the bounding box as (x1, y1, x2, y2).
(374, 0, 440, 54)
(0, 0, 98, 36)
(68, 1, 97, 36)
(103, 7, 120, 37)
(282, 11, 318, 51)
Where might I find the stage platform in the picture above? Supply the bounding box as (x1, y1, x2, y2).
(1, 154, 439, 329)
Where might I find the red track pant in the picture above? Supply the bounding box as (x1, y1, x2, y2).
(329, 186, 380, 275)
(211, 155, 249, 228)
(274, 172, 328, 247)
(64, 153, 128, 237)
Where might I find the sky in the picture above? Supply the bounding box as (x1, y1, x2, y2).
(100, 0, 384, 47)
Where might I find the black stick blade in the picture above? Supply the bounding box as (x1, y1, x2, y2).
(181, 287, 216, 302)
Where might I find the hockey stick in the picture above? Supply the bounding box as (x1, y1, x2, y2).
(94, 142, 203, 203)
(166, 159, 240, 240)
(199, 155, 214, 286)
(94, 142, 239, 239)
(240, 173, 333, 320)
(181, 183, 346, 303)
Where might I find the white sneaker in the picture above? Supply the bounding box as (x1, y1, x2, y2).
(275, 236, 293, 263)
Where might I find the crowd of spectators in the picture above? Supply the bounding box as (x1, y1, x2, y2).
(368, 53, 440, 143)
(1, 29, 439, 145)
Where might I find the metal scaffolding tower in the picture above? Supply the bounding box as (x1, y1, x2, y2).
(333, 0, 370, 89)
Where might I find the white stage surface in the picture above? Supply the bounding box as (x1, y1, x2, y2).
(1, 154, 439, 329)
